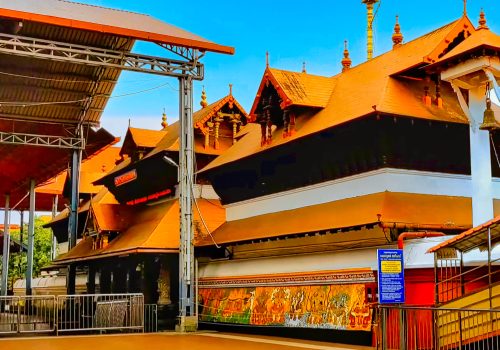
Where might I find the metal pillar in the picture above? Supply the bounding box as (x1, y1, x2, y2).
(178, 76, 195, 318)
(26, 179, 35, 295)
(1, 194, 10, 295)
(67, 149, 81, 294)
(51, 195, 58, 260)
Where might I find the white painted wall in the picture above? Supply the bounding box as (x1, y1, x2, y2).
(199, 237, 500, 280)
(226, 168, 500, 221)
(468, 87, 495, 226)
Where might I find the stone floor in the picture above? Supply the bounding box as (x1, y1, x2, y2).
(0, 332, 375, 350)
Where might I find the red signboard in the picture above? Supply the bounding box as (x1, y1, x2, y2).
(114, 169, 137, 187)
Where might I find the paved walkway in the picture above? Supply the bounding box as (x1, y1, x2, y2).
(0, 332, 374, 350)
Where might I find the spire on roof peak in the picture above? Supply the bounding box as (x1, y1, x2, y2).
(302, 62, 307, 73)
(161, 109, 168, 129)
(392, 15, 403, 48)
(266, 51, 270, 68)
(229, 83, 233, 96)
(478, 8, 489, 30)
(341, 40, 352, 72)
(200, 86, 208, 108)
(463, 0, 467, 16)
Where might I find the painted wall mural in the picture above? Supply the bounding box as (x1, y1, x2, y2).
(199, 284, 372, 331)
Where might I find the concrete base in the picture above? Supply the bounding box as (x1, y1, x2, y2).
(175, 316, 198, 332)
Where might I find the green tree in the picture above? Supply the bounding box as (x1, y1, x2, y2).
(0, 216, 54, 290)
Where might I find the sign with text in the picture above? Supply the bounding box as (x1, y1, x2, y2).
(114, 169, 137, 187)
(377, 249, 405, 304)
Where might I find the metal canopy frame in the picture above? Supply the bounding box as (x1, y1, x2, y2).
(1, 28, 202, 319)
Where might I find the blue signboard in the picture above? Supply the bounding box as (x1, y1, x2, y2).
(377, 249, 405, 304)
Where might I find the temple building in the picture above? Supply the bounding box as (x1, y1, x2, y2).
(194, 12, 500, 345)
(48, 88, 248, 328)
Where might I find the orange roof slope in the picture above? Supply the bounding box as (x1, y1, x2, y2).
(249, 69, 336, 116)
(148, 94, 248, 158)
(128, 127, 166, 149)
(201, 18, 473, 173)
(1, 0, 233, 54)
(56, 198, 225, 263)
(428, 215, 500, 253)
(197, 193, 498, 246)
(437, 27, 500, 63)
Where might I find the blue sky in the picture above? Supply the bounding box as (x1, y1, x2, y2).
(74, 0, 500, 140)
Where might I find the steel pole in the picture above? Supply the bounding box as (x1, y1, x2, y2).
(51, 194, 58, 260)
(178, 76, 195, 318)
(26, 179, 35, 295)
(1, 194, 10, 295)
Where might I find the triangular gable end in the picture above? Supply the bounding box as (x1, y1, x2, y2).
(249, 67, 295, 122)
(425, 15, 475, 64)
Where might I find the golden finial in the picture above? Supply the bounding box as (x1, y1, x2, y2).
(229, 83, 233, 96)
(302, 62, 307, 73)
(161, 108, 168, 129)
(341, 40, 352, 72)
(463, 0, 467, 16)
(362, 0, 380, 60)
(478, 9, 489, 30)
(392, 15, 403, 48)
(200, 86, 208, 108)
(266, 51, 269, 68)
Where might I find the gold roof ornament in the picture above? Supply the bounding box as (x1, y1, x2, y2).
(302, 62, 307, 74)
(478, 8, 489, 30)
(161, 109, 168, 129)
(341, 40, 352, 72)
(392, 15, 403, 48)
(200, 86, 208, 108)
(362, 0, 380, 60)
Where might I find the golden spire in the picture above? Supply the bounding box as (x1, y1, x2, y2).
(362, 0, 380, 60)
(161, 109, 168, 129)
(200, 86, 208, 108)
(229, 83, 233, 96)
(266, 51, 269, 68)
(478, 9, 489, 30)
(392, 15, 403, 48)
(463, 0, 467, 16)
(341, 40, 352, 72)
(302, 62, 307, 73)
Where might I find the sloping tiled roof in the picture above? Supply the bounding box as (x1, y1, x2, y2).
(55, 198, 225, 263)
(197, 193, 500, 247)
(201, 18, 475, 173)
(428, 215, 500, 253)
(147, 94, 248, 158)
(437, 28, 500, 63)
(128, 127, 166, 149)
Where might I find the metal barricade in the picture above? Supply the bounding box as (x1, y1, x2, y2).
(56, 293, 144, 334)
(144, 304, 158, 333)
(0, 295, 55, 334)
(379, 305, 500, 350)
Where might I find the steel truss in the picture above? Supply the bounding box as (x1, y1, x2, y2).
(0, 33, 204, 80)
(0, 131, 85, 149)
(0, 29, 202, 319)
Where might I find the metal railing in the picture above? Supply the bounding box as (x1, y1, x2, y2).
(0, 295, 56, 334)
(56, 293, 144, 334)
(0, 293, 145, 336)
(144, 304, 158, 333)
(379, 305, 500, 350)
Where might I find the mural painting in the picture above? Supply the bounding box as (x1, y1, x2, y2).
(199, 284, 371, 331)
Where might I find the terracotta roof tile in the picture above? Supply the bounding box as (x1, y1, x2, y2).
(201, 18, 476, 173)
(427, 215, 500, 253)
(55, 198, 225, 263)
(197, 193, 499, 246)
(436, 27, 500, 63)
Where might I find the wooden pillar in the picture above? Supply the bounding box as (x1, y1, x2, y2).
(87, 264, 96, 294)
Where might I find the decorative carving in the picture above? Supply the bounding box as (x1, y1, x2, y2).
(157, 265, 171, 305)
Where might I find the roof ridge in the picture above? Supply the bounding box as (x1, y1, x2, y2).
(269, 67, 332, 79)
(331, 18, 462, 78)
(56, 0, 149, 17)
